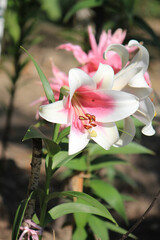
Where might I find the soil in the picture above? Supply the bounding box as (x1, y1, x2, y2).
(0, 20, 160, 240)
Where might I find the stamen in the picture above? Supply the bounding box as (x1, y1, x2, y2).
(84, 125, 92, 130)
(79, 116, 88, 120)
(90, 123, 97, 127)
(85, 113, 92, 119)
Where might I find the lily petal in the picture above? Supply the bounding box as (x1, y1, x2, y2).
(69, 118, 90, 155)
(122, 85, 152, 100)
(133, 97, 155, 136)
(39, 99, 69, 124)
(92, 63, 114, 90)
(69, 68, 96, 101)
(91, 122, 119, 150)
(81, 89, 139, 123)
(88, 26, 98, 55)
(114, 117, 136, 147)
(104, 43, 129, 69)
(57, 43, 88, 64)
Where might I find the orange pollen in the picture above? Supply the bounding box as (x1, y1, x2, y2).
(79, 113, 97, 130)
(79, 116, 88, 120)
(84, 125, 92, 130)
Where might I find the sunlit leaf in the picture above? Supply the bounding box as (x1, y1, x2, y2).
(45, 202, 114, 226)
(46, 191, 116, 225)
(20, 47, 55, 103)
(88, 142, 154, 156)
(51, 151, 80, 171)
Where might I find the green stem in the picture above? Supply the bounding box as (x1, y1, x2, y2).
(39, 156, 53, 239)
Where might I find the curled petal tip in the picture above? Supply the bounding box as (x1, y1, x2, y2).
(128, 40, 139, 47)
(142, 123, 155, 136)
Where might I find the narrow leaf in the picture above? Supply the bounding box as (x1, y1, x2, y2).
(64, 156, 87, 171)
(90, 180, 127, 223)
(12, 192, 34, 240)
(88, 215, 109, 240)
(106, 222, 137, 239)
(56, 126, 70, 144)
(88, 142, 154, 156)
(72, 227, 87, 240)
(46, 191, 116, 225)
(23, 125, 60, 155)
(20, 46, 55, 103)
(51, 151, 80, 171)
(45, 202, 113, 225)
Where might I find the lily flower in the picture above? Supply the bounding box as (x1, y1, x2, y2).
(58, 26, 126, 75)
(102, 40, 155, 146)
(39, 65, 139, 155)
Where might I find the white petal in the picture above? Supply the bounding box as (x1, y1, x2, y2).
(91, 122, 119, 150)
(113, 40, 150, 90)
(122, 85, 152, 100)
(39, 99, 69, 124)
(69, 68, 96, 101)
(114, 117, 136, 147)
(133, 97, 155, 136)
(142, 123, 155, 136)
(92, 63, 114, 90)
(93, 90, 139, 123)
(69, 122, 89, 155)
(104, 43, 129, 68)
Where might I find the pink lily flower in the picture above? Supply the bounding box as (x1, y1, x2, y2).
(39, 64, 139, 155)
(58, 26, 126, 76)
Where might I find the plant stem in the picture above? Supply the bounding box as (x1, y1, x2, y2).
(1, 85, 16, 159)
(39, 156, 53, 239)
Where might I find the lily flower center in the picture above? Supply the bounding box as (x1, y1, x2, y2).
(71, 92, 97, 137)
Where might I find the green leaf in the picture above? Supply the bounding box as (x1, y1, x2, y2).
(56, 126, 70, 144)
(88, 142, 154, 156)
(64, 0, 103, 22)
(20, 46, 55, 103)
(51, 151, 80, 171)
(23, 126, 60, 156)
(72, 227, 87, 240)
(46, 191, 116, 225)
(106, 222, 137, 239)
(64, 156, 87, 171)
(90, 156, 127, 171)
(12, 192, 34, 240)
(90, 180, 127, 223)
(45, 202, 114, 226)
(88, 215, 109, 240)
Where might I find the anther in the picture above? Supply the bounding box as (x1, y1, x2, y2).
(84, 125, 92, 130)
(90, 123, 97, 127)
(79, 116, 88, 120)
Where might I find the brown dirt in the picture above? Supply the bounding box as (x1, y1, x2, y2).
(0, 21, 160, 240)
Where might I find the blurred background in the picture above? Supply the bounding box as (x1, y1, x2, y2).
(0, 0, 160, 239)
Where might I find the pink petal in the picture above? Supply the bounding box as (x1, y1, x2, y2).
(58, 43, 88, 64)
(88, 26, 98, 55)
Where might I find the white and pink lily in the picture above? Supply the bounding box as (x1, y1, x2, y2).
(103, 40, 155, 147)
(39, 64, 139, 155)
